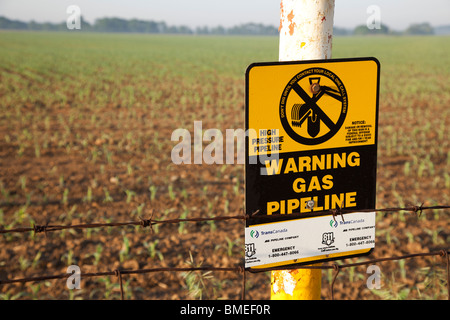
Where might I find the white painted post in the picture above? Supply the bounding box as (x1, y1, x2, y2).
(271, 0, 336, 300)
(279, 0, 335, 61)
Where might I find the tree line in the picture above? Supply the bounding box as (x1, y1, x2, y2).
(0, 16, 439, 36)
(0, 16, 278, 35)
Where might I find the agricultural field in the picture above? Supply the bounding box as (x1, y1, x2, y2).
(0, 31, 449, 300)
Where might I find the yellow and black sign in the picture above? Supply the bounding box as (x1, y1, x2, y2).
(245, 57, 380, 269)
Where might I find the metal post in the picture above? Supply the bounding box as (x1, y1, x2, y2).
(271, 0, 335, 300)
(279, 0, 335, 61)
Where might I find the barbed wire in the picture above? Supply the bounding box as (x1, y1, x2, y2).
(0, 204, 448, 236)
(0, 204, 449, 300)
(0, 249, 448, 300)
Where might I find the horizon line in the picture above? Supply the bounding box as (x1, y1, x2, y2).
(1, 15, 448, 32)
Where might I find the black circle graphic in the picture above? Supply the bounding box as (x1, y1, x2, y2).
(279, 67, 348, 145)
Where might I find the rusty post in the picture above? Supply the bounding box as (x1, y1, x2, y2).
(279, 0, 335, 61)
(271, 0, 336, 300)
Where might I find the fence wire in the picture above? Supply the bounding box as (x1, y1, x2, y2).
(0, 204, 449, 300)
(1, 204, 447, 236)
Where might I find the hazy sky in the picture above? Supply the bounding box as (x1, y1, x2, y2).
(0, 0, 449, 30)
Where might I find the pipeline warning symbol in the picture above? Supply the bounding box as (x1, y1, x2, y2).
(280, 67, 348, 145)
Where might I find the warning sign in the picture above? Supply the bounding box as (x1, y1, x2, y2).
(245, 57, 380, 269)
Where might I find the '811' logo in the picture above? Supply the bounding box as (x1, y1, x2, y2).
(322, 232, 335, 246)
(245, 243, 256, 258)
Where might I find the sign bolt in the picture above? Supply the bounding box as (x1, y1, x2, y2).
(306, 200, 315, 210)
(310, 83, 321, 94)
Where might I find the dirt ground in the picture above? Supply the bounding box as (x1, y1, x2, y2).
(0, 36, 449, 300)
(0, 95, 448, 300)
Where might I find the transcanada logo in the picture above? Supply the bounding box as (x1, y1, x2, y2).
(330, 218, 365, 228)
(330, 220, 338, 228)
(341, 218, 365, 225)
(250, 230, 259, 238)
(260, 228, 288, 236)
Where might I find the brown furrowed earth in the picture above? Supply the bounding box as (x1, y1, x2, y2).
(0, 32, 449, 300)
